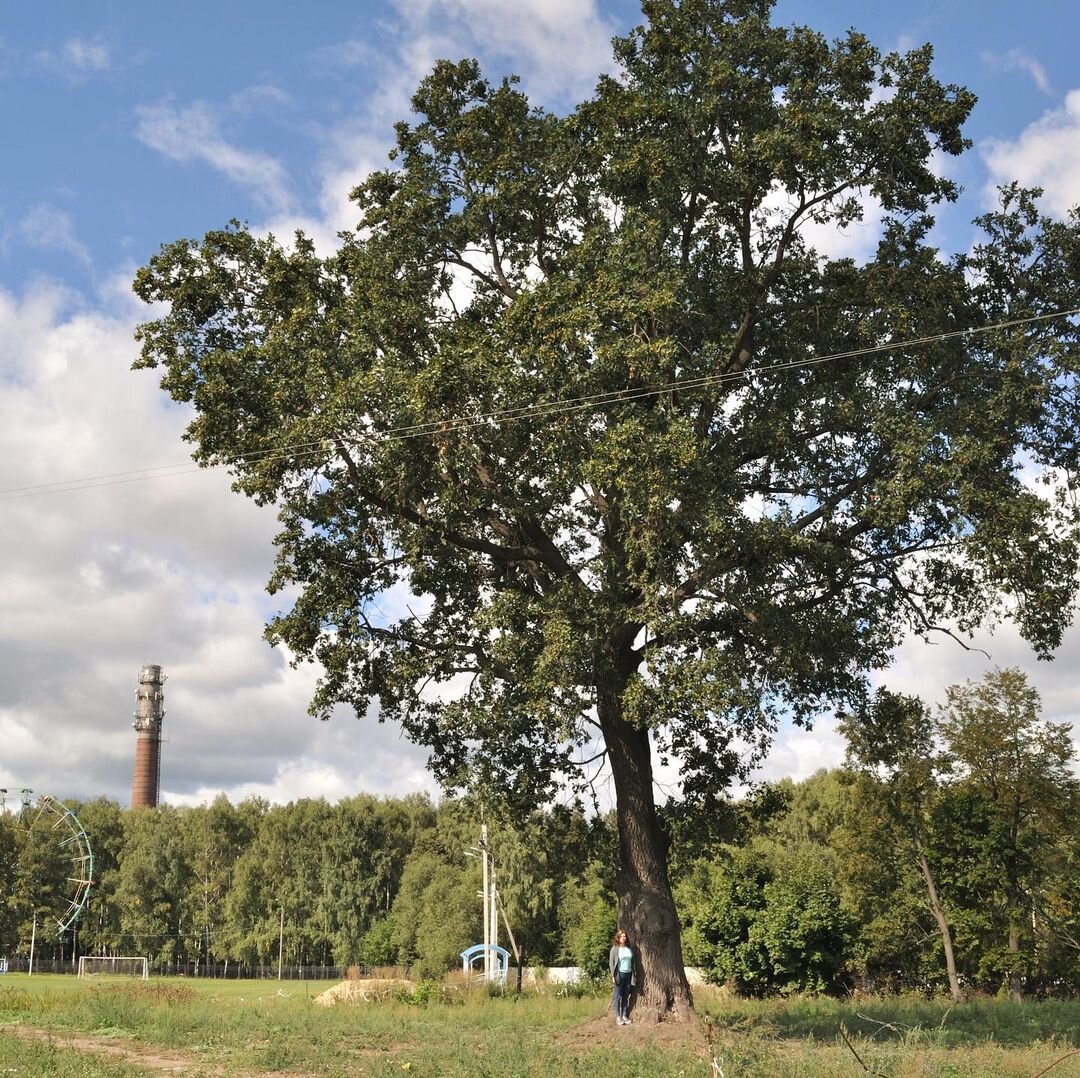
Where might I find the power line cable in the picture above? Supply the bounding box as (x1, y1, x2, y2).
(2, 306, 1077, 503)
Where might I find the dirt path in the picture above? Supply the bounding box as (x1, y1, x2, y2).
(5, 1024, 308, 1077)
(555, 1010, 712, 1056)
(10, 1014, 711, 1074)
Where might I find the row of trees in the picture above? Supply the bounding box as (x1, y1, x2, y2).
(678, 670, 1080, 1001)
(3, 670, 1077, 997)
(0, 788, 616, 978)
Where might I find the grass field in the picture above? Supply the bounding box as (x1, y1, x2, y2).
(0, 974, 1079, 1076)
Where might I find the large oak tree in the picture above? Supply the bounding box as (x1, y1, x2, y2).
(133, 0, 1080, 1018)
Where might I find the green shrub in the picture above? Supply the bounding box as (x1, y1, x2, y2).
(358, 917, 397, 967)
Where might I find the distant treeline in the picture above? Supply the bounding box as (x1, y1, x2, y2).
(3, 669, 1078, 999)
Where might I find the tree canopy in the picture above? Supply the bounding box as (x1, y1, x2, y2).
(133, 0, 1080, 1017)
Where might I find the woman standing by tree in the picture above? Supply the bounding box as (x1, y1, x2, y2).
(609, 929, 636, 1025)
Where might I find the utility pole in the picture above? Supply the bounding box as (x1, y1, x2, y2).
(495, 887, 523, 995)
(481, 824, 490, 980)
(28, 912, 36, 977)
(277, 906, 284, 981)
(489, 856, 498, 961)
(469, 826, 519, 988)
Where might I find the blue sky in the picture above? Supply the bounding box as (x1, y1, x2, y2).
(2, 0, 1079, 807)
(5, 0, 1076, 295)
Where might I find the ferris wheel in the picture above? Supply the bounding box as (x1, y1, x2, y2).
(1, 788, 94, 935)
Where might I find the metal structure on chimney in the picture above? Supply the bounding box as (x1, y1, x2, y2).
(130, 664, 165, 808)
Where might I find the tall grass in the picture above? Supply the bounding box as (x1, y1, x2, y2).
(2, 977, 1080, 1075)
(698, 989, 1080, 1048)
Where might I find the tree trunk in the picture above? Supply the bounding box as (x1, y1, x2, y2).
(601, 694, 694, 1022)
(916, 853, 964, 1003)
(1007, 917, 1024, 1003)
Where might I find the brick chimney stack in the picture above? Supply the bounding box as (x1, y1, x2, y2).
(130, 664, 165, 808)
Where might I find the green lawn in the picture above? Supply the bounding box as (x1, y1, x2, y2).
(1, 974, 1079, 1076)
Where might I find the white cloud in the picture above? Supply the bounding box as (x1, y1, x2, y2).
(982, 49, 1052, 95)
(9, 3, 1076, 818)
(982, 89, 1080, 216)
(313, 40, 380, 71)
(744, 616, 1080, 791)
(135, 101, 293, 215)
(761, 182, 885, 265)
(35, 37, 111, 81)
(17, 203, 92, 268)
(228, 84, 291, 114)
(257, 138, 385, 257)
(169, 738, 437, 808)
(753, 714, 847, 786)
(265, 0, 616, 259)
(393, 0, 616, 104)
(797, 191, 884, 264)
(63, 38, 110, 74)
(0, 279, 432, 806)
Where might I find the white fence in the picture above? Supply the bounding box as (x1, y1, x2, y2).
(505, 966, 707, 985)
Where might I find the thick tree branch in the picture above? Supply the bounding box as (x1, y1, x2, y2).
(333, 435, 574, 579)
(791, 461, 886, 533)
(486, 213, 521, 299)
(444, 250, 511, 298)
(358, 612, 519, 684)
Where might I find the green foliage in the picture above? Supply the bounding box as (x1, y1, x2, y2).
(677, 840, 855, 996)
(839, 687, 980, 1000)
(394, 979, 452, 1006)
(72, 798, 125, 953)
(0, 812, 21, 952)
(25, 794, 617, 978)
(552, 855, 613, 985)
(1, 801, 87, 958)
(749, 853, 856, 994)
(114, 805, 195, 965)
(837, 671, 1080, 998)
(481, 800, 601, 962)
(387, 851, 479, 979)
(357, 917, 397, 967)
(938, 669, 1079, 998)
(5, 753, 1075, 1001)
(180, 794, 257, 966)
(556, 864, 617, 978)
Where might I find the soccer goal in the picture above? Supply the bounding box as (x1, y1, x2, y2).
(77, 955, 149, 980)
